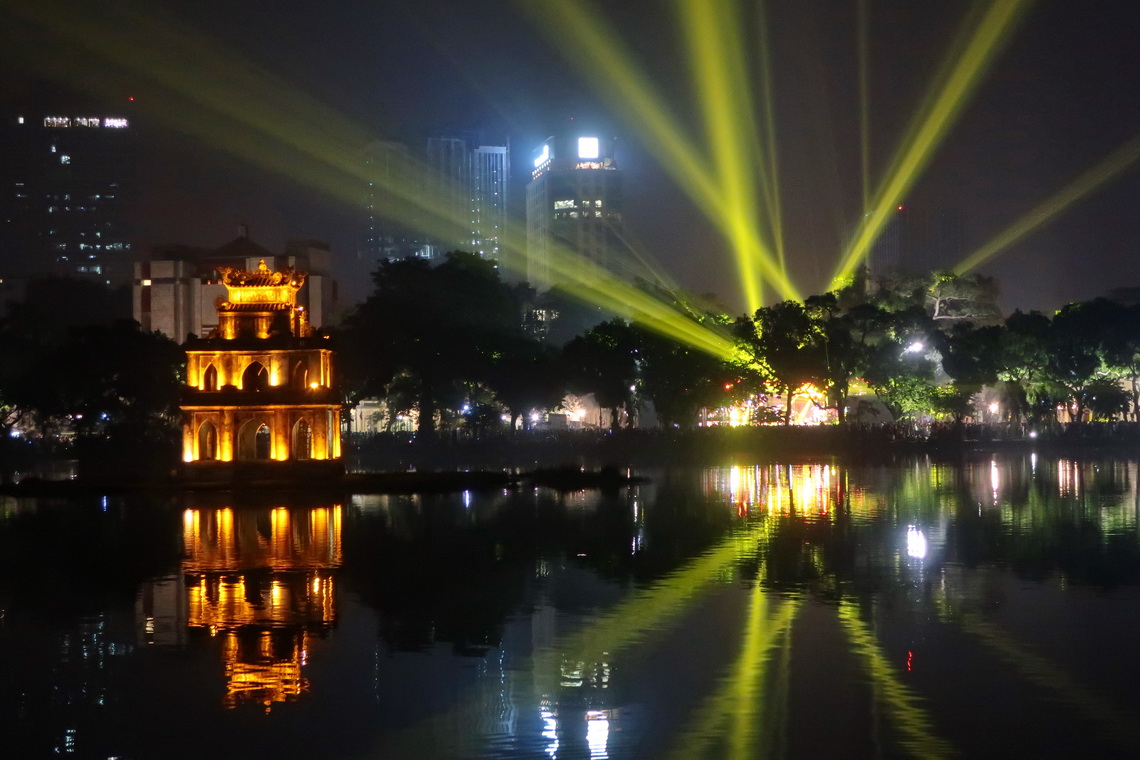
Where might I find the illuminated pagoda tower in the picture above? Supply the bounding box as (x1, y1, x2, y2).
(180, 259, 341, 476)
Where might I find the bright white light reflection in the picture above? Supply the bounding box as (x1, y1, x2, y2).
(906, 526, 927, 559)
(905, 341, 924, 354)
(990, 459, 1000, 503)
(541, 705, 559, 758)
(463, 489, 472, 509)
(586, 711, 609, 758)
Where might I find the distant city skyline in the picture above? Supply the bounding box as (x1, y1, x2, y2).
(4, 1, 1140, 315)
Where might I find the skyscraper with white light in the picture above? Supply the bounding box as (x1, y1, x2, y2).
(525, 134, 622, 287)
(0, 109, 136, 283)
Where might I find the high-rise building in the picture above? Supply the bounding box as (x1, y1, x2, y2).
(0, 110, 136, 284)
(866, 206, 967, 280)
(525, 134, 622, 288)
(470, 144, 509, 258)
(359, 140, 434, 278)
(359, 136, 510, 280)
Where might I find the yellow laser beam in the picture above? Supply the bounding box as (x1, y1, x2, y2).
(858, 0, 871, 216)
(517, 0, 800, 302)
(666, 595, 801, 760)
(7, 0, 742, 358)
(755, 0, 787, 275)
(955, 135, 1140, 273)
(681, 0, 765, 311)
(497, 222, 737, 358)
(837, 601, 955, 758)
(549, 520, 769, 667)
(957, 612, 1140, 755)
(832, 0, 1031, 285)
(370, 517, 774, 756)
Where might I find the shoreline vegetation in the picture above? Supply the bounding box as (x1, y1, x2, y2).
(2, 422, 1139, 497)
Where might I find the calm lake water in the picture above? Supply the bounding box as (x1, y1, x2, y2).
(3, 454, 1140, 759)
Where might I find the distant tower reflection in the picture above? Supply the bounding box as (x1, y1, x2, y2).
(181, 504, 342, 711)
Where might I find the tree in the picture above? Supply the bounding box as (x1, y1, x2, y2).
(338, 252, 526, 435)
(1084, 377, 1130, 421)
(50, 321, 184, 439)
(925, 271, 1002, 325)
(563, 319, 642, 429)
(0, 279, 173, 445)
(875, 270, 1001, 326)
(849, 304, 939, 422)
(489, 337, 565, 431)
(1092, 301, 1140, 420)
(1046, 301, 1112, 422)
(804, 293, 864, 423)
(995, 310, 1053, 423)
(637, 327, 731, 428)
(734, 301, 825, 426)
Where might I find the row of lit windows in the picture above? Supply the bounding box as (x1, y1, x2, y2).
(553, 210, 620, 220)
(42, 194, 115, 201)
(553, 199, 604, 210)
(50, 241, 130, 251)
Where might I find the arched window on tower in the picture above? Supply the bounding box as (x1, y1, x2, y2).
(293, 418, 312, 460)
(242, 361, 269, 392)
(255, 424, 271, 459)
(292, 361, 309, 389)
(237, 419, 273, 460)
(198, 420, 218, 460)
(203, 364, 219, 392)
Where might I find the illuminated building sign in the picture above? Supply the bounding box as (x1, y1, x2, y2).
(534, 144, 550, 168)
(41, 116, 129, 128)
(578, 136, 600, 159)
(575, 161, 605, 170)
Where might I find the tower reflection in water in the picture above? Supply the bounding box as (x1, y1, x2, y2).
(179, 503, 342, 710)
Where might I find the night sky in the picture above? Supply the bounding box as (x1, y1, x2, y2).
(4, 0, 1140, 313)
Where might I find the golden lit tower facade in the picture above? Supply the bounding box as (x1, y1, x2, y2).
(180, 259, 342, 469)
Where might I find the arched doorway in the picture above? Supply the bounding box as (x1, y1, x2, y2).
(197, 420, 218, 461)
(242, 361, 269, 392)
(292, 361, 309, 389)
(237, 419, 273, 460)
(255, 425, 271, 459)
(203, 364, 219, 391)
(292, 418, 312, 460)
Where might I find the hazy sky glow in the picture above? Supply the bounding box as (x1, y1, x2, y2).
(4, 0, 1140, 313)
